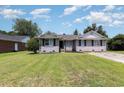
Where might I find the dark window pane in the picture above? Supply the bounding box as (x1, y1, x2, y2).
(79, 40, 81, 46)
(84, 40, 86, 46)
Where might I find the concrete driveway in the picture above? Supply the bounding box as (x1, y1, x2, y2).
(89, 52, 124, 63)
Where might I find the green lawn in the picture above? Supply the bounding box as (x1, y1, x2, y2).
(0, 51, 124, 87)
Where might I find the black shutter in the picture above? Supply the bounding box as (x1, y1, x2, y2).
(42, 39, 44, 46)
(92, 40, 94, 46)
(54, 39, 56, 46)
(100, 40, 102, 46)
(84, 40, 86, 46)
(79, 40, 81, 46)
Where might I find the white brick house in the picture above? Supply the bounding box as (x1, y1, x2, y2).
(36, 31, 108, 53)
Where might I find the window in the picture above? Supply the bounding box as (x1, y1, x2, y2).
(79, 40, 81, 46)
(100, 40, 102, 46)
(84, 40, 86, 46)
(92, 40, 94, 46)
(43, 39, 54, 46)
(102, 40, 106, 46)
(95, 40, 100, 46)
(53, 39, 56, 46)
(44, 39, 49, 46)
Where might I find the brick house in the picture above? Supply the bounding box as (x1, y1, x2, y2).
(0, 33, 29, 52)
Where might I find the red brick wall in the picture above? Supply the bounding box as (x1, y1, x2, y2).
(18, 43, 26, 51)
(0, 40, 26, 52)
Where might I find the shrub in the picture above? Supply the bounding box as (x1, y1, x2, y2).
(27, 38, 39, 53)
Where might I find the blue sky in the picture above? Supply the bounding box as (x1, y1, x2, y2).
(0, 5, 124, 37)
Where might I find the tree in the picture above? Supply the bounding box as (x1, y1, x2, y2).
(63, 33, 66, 35)
(108, 34, 124, 50)
(91, 23, 97, 31)
(97, 25, 108, 37)
(44, 31, 57, 35)
(27, 38, 39, 53)
(83, 26, 92, 33)
(83, 23, 108, 37)
(0, 30, 8, 34)
(8, 31, 17, 35)
(0, 30, 17, 35)
(73, 29, 79, 35)
(13, 18, 41, 38)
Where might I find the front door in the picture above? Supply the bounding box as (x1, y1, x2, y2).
(59, 41, 64, 52)
(72, 40, 76, 52)
(15, 43, 18, 51)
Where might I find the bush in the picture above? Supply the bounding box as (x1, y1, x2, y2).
(108, 34, 124, 50)
(27, 38, 39, 53)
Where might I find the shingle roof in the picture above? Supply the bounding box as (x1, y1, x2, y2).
(58, 35, 79, 40)
(36, 31, 108, 40)
(37, 34, 59, 39)
(0, 33, 28, 42)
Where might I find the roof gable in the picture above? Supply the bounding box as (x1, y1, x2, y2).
(80, 31, 107, 40)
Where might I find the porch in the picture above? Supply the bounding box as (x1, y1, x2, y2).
(59, 40, 107, 52)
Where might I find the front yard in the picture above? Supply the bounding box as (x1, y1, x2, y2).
(0, 51, 124, 86)
(109, 50, 124, 54)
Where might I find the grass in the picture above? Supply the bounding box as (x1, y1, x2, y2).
(0, 51, 124, 86)
(108, 50, 124, 54)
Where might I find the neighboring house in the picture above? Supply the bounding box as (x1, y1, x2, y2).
(0, 33, 29, 52)
(36, 31, 108, 53)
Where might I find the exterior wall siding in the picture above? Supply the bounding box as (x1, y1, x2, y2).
(76, 40, 107, 52)
(39, 39, 59, 53)
(0, 40, 26, 52)
(65, 41, 73, 52)
(40, 46, 59, 53)
(18, 43, 26, 51)
(76, 46, 106, 52)
(39, 39, 107, 53)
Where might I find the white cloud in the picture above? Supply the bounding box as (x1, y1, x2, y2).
(83, 6, 92, 11)
(103, 5, 115, 12)
(86, 12, 112, 24)
(74, 18, 83, 23)
(112, 20, 123, 26)
(74, 11, 124, 27)
(30, 8, 51, 15)
(0, 9, 25, 19)
(112, 13, 124, 20)
(33, 15, 50, 19)
(74, 11, 112, 25)
(62, 6, 80, 16)
(62, 22, 72, 28)
(61, 5, 92, 17)
(30, 8, 51, 19)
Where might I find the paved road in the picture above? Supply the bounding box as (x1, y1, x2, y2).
(89, 52, 124, 63)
